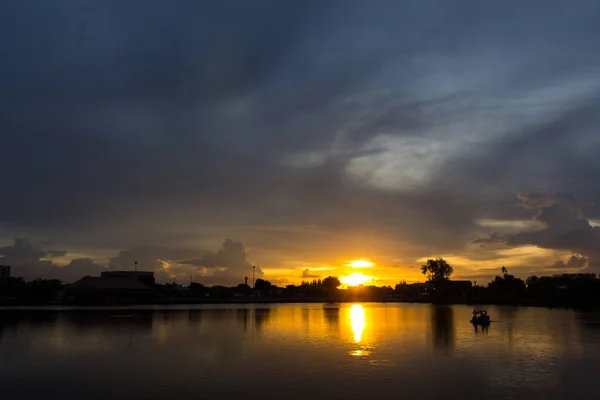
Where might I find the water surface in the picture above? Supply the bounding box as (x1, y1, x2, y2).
(1, 303, 600, 399)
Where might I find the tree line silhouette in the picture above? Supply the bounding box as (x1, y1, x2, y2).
(1, 259, 599, 308)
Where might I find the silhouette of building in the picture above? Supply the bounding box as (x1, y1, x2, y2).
(0, 265, 10, 282)
(101, 271, 155, 286)
(432, 280, 473, 299)
(67, 276, 154, 303)
(447, 280, 473, 289)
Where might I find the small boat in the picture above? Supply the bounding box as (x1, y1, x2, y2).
(471, 309, 491, 325)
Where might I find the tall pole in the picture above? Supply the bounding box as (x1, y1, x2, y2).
(252, 265, 256, 287)
(134, 261, 138, 271)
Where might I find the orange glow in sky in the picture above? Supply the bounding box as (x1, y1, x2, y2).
(341, 273, 372, 286)
(347, 259, 374, 268)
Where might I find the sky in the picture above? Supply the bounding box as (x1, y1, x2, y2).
(2, 0, 600, 286)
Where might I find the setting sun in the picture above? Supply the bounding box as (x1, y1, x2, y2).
(347, 259, 374, 268)
(341, 273, 372, 286)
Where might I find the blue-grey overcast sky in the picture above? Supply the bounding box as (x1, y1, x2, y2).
(2, 0, 600, 285)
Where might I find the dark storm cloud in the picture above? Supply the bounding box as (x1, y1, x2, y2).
(473, 194, 600, 271)
(0, 238, 65, 263)
(0, 238, 105, 282)
(46, 250, 68, 258)
(548, 254, 589, 270)
(109, 239, 260, 285)
(109, 246, 206, 271)
(471, 233, 506, 247)
(1, 0, 600, 271)
(178, 239, 262, 279)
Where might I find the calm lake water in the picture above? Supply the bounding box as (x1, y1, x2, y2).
(2, 303, 600, 399)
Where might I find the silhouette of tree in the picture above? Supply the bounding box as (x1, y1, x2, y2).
(421, 258, 453, 282)
(501, 266, 508, 276)
(488, 273, 526, 297)
(189, 282, 206, 294)
(254, 278, 272, 291)
(208, 285, 232, 298)
(321, 276, 341, 290)
(525, 276, 539, 287)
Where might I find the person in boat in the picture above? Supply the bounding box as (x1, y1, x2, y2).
(471, 309, 491, 324)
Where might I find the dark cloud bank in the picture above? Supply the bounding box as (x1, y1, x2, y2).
(1, 238, 260, 285)
(2, 1, 600, 281)
(473, 193, 600, 272)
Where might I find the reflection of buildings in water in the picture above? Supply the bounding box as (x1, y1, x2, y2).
(350, 304, 366, 343)
(430, 306, 455, 351)
(63, 311, 153, 348)
(496, 306, 518, 347)
(235, 308, 250, 332)
(167, 309, 248, 359)
(302, 308, 310, 332)
(61, 311, 153, 332)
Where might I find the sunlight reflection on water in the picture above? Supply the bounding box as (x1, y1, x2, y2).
(349, 304, 365, 343)
(2, 304, 600, 399)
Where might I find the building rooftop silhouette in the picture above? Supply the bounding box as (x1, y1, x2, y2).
(69, 276, 153, 292)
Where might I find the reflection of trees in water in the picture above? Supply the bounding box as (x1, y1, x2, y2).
(323, 307, 340, 330)
(576, 311, 600, 331)
(302, 308, 310, 332)
(496, 306, 519, 347)
(0, 311, 59, 345)
(254, 307, 272, 332)
(431, 306, 455, 351)
(496, 306, 518, 321)
(186, 308, 272, 333)
(188, 309, 204, 326)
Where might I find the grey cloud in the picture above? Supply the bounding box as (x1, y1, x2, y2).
(184, 240, 251, 269)
(0, 238, 103, 282)
(179, 240, 263, 286)
(301, 269, 320, 279)
(109, 245, 207, 284)
(1, 1, 600, 273)
(507, 195, 598, 252)
(110, 240, 261, 285)
(46, 250, 67, 258)
(548, 254, 589, 270)
(471, 233, 507, 247)
(516, 193, 560, 210)
(57, 258, 107, 283)
(109, 246, 205, 271)
(478, 194, 600, 272)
